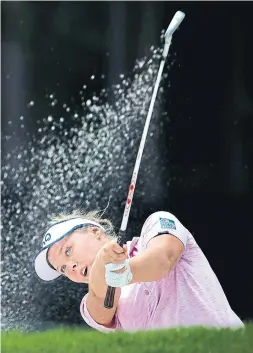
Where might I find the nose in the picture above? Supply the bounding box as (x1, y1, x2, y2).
(69, 262, 78, 272)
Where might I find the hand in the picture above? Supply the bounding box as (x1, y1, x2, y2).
(100, 241, 132, 288)
(98, 240, 128, 266)
(88, 240, 127, 298)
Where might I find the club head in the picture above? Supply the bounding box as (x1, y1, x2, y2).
(165, 11, 185, 42)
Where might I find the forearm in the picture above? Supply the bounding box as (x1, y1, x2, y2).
(86, 253, 121, 327)
(89, 252, 121, 299)
(129, 247, 173, 283)
(86, 289, 120, 326)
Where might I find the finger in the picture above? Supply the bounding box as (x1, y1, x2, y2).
(111, 242, 125, 254)
(103, 244, 123, 255)
(107, 257, 126, 265)
(103, 250, 127, 263)
(109, 251, 127, 260)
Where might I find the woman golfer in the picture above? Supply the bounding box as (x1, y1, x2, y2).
(34, 210, 244, 332)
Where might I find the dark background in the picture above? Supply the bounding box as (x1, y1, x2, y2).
(1, 1, 253, 329)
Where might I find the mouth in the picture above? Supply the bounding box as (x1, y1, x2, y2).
(81, 266, 88, 277)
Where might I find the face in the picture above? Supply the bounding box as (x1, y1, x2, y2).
(47, 226, 109, 283)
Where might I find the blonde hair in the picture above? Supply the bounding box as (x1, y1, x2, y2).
(49, 209, 117, 240)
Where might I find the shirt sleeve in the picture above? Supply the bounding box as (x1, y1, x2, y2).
(80, 294, 120, 333)
(139, 211, 190, 250)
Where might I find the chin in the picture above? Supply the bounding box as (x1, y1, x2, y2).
(70, 276, 87, 284)
(79, 277, 88, 284)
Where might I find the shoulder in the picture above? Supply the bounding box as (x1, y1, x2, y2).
(139, 211, 191, 249)
(141, 211, 178, 234)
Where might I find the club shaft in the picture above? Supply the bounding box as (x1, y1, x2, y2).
(104, 10, 185, 310)
(104, 55, 169, 309)
(120, 59, 167, 232)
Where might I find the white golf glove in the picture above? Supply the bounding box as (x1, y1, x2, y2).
(105, 259, 133, 288)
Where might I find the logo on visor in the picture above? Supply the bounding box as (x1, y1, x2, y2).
(43, 233, 51, 246)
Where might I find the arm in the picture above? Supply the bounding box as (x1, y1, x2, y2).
(129, 234, 184, 283)
(86, 288, 120, 326)
(86, 242, 126, 326)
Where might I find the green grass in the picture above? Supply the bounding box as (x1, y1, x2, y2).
(2, 324, 253, 353)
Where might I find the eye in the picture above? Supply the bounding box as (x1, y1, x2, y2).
(65, 247, 72, 256)
(61, 264, 66, 273)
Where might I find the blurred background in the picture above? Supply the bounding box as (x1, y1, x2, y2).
(1, 1, 252, 330)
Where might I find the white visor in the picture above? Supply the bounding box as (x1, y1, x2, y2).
(34, 217, 105, 282)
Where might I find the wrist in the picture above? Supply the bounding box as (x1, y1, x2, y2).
(105, 259, 133, 288)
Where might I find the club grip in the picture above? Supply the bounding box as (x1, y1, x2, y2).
(104, 286, 116, 309)
(104, 230, 126, 308)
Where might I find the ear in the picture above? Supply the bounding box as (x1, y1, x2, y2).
(89, 226, 101, 238)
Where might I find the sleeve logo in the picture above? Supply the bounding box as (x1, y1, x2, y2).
(160, 218, 176, 230)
